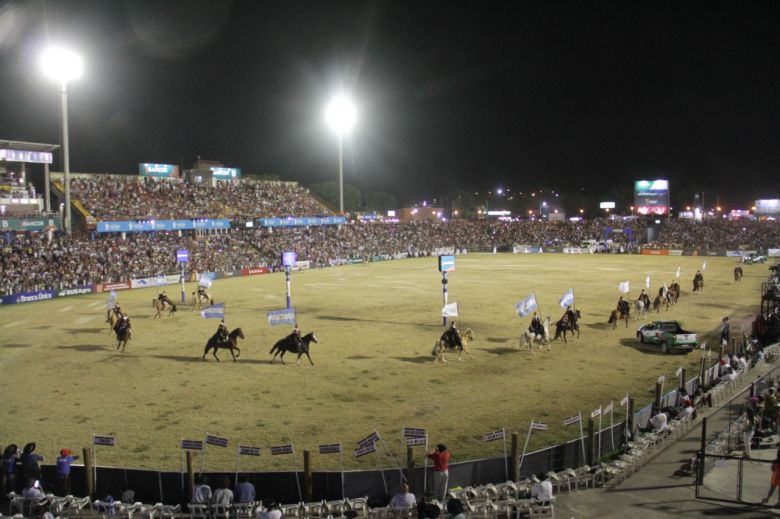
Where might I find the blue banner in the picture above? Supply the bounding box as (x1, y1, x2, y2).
(267, 307, 296, 326)
(2, 289, 56, 305)
(97, 219, 231, 233)
(257, 216, 346, 227)
(200, 303, 225, 319)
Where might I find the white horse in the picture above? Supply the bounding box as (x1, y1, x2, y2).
(520, 317, 551, 353)
(634, 299, 648, 321)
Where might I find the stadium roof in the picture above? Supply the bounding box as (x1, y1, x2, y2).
(0, 140, 60, 152)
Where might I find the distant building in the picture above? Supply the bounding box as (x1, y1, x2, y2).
(399, 206, 443, 223)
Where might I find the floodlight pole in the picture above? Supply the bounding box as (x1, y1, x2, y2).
(338, 134, 344, 214)
(59, 82, 72, 235)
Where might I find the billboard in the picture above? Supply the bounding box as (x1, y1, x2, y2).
(634, 180, 669, 215)
(209, 167, 241, 180)
(755, 199, 780, 215)
(139, 163, 179, 178)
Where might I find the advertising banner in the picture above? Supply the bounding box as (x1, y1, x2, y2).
(641, 249, 669, 256)
(131, 276, 169, 289)
(209, 167, 241, 180)
(57, 286, 93, 297)
(769, 249, 780, 257)
(634, 180, 669, 215)
(98, 282, 132, 293)
(0, 216, 61, 232)
(138, 163, 178, 178)
(1, 289, 56, 305)
(668, 250, 683, 256)
(97, 219, 230, 233)
(241, 267, 270, 276)
(257, 216, 346, 227)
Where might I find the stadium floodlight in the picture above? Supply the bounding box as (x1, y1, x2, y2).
(325, 94, 357, 214)
(41, 46, 83, 235)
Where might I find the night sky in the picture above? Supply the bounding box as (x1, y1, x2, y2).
(0, 0, 778, 207)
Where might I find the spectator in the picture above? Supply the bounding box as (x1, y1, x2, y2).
(426, 444, 450, 502)
(389, 482, 416, 509)
(720, 317, 730, 345)
(192, 475, 212, 504)
(531, 473, 554, 504)
(650, 411, 668, 433)
(234, 474, 255, 504)
(445, 498, 465, 519)
(257, 499, 283, 519)
(2, 444, 19, 494)
(762, 449, 780, 505)
(743, 407, 758, 458)
(55, 448, 80, 497)
(20, 443, 44, 483)
(211, 475, 233, 507)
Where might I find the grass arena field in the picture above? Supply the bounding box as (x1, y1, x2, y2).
(0, 253, 765, 473)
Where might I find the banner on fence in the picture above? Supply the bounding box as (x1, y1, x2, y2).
(238, 445, 261, 456)
(406, 437, 427, 447)
(530, 421, 548, 431)
(591, 407, 602, 418)
(271, 444, 294, 456)
(93, 435, 115, 446)
(357, 431, 381, 448)
(181, 440, 203, 450)
(402, 428, 427, 438)
(354, 444, 376, 458)
(318, 443, 342, 455)
(483, 429, 505, 442)
(563, 414, 581, 426)
(205, 435, 228, 448)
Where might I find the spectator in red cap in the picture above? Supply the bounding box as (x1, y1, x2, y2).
(56, 448, 80, 496)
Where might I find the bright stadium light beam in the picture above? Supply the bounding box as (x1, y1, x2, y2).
(325, 94, 357, 214)
(41, 46, 83, 235)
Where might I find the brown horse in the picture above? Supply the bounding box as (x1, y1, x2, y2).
(152, 297, 177, 318)
(114, 317, 132, 352)
(608, 309, 630, 329)
(432, 328, 475, 362)
(653, 294, 669, 313)
(192, 290, 214, 310)
(202, 328, 245, 362)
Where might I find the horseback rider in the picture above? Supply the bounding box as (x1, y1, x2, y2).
(530, 312, 544, 336)
(158, 291, 175, 307)
(216, 319, 229, 344)
(291, 324, 304, 352)
(562, 306, 576, 326)
(617, 296, 630, 316)
(693, 270, 704, 289)
(115, 314, 131, 335)
(442, 321, 463, 350)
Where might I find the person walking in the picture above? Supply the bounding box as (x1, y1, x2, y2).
(720, 317, 730, 345)
(426, 444, 450, 502)
(762, 449, 780, 505)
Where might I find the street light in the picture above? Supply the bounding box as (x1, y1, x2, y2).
(325, 94, 357, 214)
(41, 46, 82, 235)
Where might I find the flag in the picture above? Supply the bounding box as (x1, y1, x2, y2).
(267, 307, 296, 326)
(657, 375, 666, 384)
(105, 290, 117, 309)
(591, 407, 602, 418)
(198, 273, 213, 289)
(442, 302, 459, 317)
(200, 303, 225, 319)
(205, 434, 228, 447)
(701, 261, 707, 271)
(700, 340, 707, 350)
(662, 283, 668, 297)
(676, 266, 681, 279)
(559, 288, 574, 309)
(620, 395, 629, 406)
(516, 293, 538, 317)
(618, 281, 630, 294)
(604, 402, 614, 414)
(645, 276, 651, 289)
(675, 366, 682, 376)
(157, 274, 168, 287)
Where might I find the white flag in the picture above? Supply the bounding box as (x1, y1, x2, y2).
(658, 374, 666, 384)
(591, 407, 602, 418)
(604, 402, 614, 414)
(645, 276, 651, 289)
(618, 281, 630, 293)
(701, 261, 707, 272)
(620, 395, 629, 406)
(559, 288, 575, 309)
(515, 293, 538, 317)
(675, 366, 682, 376)
(676, 266, 681, 279)
(442, 302, 459, 317)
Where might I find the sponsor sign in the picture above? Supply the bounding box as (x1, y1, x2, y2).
(2, 290, 56, 305)
(563, 414, 581, 426)
(0, 148, 53, 164)
(403, 427, 427, 438)
(603, 403, 614, 414)
(57, 286, 93, 297)
(483, 430, 505, 442)
(357, 431, 381, 448)
(353, 444, 376, 458)
(93, 435, 115, 446)
(210, 167, 241, 179)
(131, 276, 169, 289)
(769, 249, 780, 257)
(97, 219, 231, 233)
(139, 163, 178, 178)
(100, 282, 132, 292)
(181, 440, 204, 450)
(657, 375, 666, 384)
(271, 444, 294, 456)
(668, 250, 683, 256)
(177, 249, 189, 263)
(282, 251, 297, 267)
(318, 443, 342, 455)
(530, 421, 548, 431)
(406, 437, 427, 447)
(241, 267, 270, 276)
(591, 408, 602, 419)
(257, 216, 347, 227)
(438, 255, 455, 272)
(641, 249, 669, 256)
(205, 435, 228, 448)
(0, 217, 61, 231)
(620, 395, 629, 406)
(634, 179, 669, 215)
(292, 260, 311, 271)
(238, 445, 261, 456)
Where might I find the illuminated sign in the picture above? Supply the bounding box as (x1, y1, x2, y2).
(139, 163, 178, 178)
(599, 202, 616, 209)
(0, 149, 53, 164)
(755, 199, 780, 215)
(634, 180, 669, 215)
(209, 167, 241, 179)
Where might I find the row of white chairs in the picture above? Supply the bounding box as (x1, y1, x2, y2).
(6, 493, 91, 519)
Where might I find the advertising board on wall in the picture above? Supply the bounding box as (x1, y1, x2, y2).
(138, 163, 179, 178)
(97, 219, 231, 233)
(0, 216, 60, 231)
(209, 167, 241, 180)
(634, 180, 669, 215)
(257, 216, 347, 227)
(755, 199, 780, 215)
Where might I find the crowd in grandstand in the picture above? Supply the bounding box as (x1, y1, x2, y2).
(68, 176, 330, 220)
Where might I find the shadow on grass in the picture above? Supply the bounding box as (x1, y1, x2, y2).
(318, 315, 441, 327)
(482, 347, 521, 355)
(66, 328, 105, 334)
(618, 338, 673, 356)
(347, 355, 375, 360)
(485, 336, 511, 343)
(393, 356, 433, 364)
(4, 343, 31, 348)
(61, 344, 108, 352)
(152, 354, 275, 364)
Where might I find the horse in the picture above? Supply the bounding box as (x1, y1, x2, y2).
(107, 308, 121, 329)
(192, 290, 214, 310)
(554, 310, 581, 343)
(114, 318, 132, 352)
(668, 282, 680, 303)
(633, 299, 648, 321)
(152, 298, 177, 319)
(608, 308, 630, 330)
(521, 317, 551, 353)
(432, 328, 476, 363)
(734, 265, 743, 282)
(202, 328, 245, 362)
(653, 294, 669, 313)
(693, 276, 704, 294)
(270, 332, 319, 365)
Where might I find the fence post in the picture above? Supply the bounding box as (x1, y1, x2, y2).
(303, 450, 312, 502)
(731, 337, 737, 355)
(83, 447, 94, 498)
(627, 398, 635, 437)
(406, 447, 415, 493)
(510, 432, 519, 481)
(186, 451, 194, 503)
(586, 419, 595, 466)
(654, 382, 662, 412)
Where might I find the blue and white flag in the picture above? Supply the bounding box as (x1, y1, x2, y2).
(516, 293, 538, 317)
(157, 274, 168, 287)
(267, 307, 296, 326)
(559, 288, 574, 309)
(198, 274, 213, 289)
(200, 303, 225, 319)
(618, 281, 630, 294)
(105, 290, 117, 309)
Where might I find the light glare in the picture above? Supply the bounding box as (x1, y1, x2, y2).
(325, 95, 357, 136)
(40, 47, 83, 84)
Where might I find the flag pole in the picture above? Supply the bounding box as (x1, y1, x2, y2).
(609, 401, 615, 452)
(517, 421, 534, 478)
(502, 427, 508, 481)
(577, 412, 586, 463)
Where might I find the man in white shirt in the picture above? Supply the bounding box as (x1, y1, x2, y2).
(389, 482, 416, 509)
(212, 476, 234, 507)
(651, 411, 668, 433)
(192, 476, 212, 504)
(531, 473, 554, 503)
